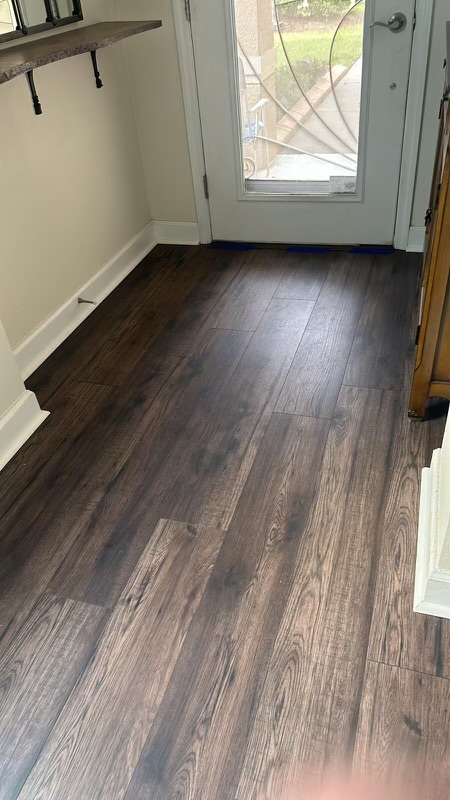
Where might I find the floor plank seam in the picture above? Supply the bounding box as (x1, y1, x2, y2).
(342, 383, 404, 393)
(268, 297, 317, 412)
(366, 657, 450, 681)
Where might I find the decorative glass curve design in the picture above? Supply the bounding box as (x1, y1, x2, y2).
(234, 0, 365, 193)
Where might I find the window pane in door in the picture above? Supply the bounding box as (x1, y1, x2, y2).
(234, 0, 365, 194)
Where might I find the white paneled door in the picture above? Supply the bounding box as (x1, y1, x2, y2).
(190, 0, 416, 244)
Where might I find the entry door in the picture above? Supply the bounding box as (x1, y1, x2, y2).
(190, 0, 415, 244)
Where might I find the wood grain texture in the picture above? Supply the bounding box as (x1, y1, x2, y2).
(124, 413, 329, 800)
(0, 595, 106, 800)
(353, 661, 450, 799)
(0, 378, 110, 495)
(235, 386, 398, 800)
(169, 298, 315, 528)
(368, 400, 450, 677)
(0, 21, 162, 85)
(148, 249, 244, 356)
(344, 253, 420, 390)
(0, 244, 441, 800)
(206, 250, 284, 330)
(276, 255, 371, 418)
(0, 382, 114, 633)
(18, 520, 224, 800)
(76, 247, 210, 387)
(275, 253, 330, 301)
(26, 245, 196, 404)
(0, 354, 180, 646)
(48, 329, 250, 607)
(410, 146, 450, 415)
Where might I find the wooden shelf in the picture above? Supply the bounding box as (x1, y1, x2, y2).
(0, 20, 162, 85)
(0, 21, 162, 114)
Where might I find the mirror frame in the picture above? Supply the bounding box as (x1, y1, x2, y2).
(0, 0, 83, 43)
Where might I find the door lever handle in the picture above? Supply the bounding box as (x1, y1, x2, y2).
(370, 12, 407, 32)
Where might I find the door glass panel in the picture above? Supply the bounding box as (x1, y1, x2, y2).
(234, 0, 365, 194)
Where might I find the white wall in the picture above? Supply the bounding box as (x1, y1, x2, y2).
(0, 317, 47, 472)
(0, 321, 27, 417)
(117, 0, 197, 224)
(411, 0, 449, 227)
(0, 0, 151, 349)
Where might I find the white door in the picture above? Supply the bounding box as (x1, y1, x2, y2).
(190, 0, 415, 244)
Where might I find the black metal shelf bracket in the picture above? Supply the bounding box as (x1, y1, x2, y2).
(90, 50, 103, 89)
(26, 70, 42, 115)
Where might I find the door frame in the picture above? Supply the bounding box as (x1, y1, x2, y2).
(394, 0, 434, 250)
(173, 0, 434, 248)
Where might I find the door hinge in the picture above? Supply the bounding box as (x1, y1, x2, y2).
(203, 173, 209, 199)
(439, 91, 449, 119)
(184, 0, 191, 22)
(412, 9, 416, 31)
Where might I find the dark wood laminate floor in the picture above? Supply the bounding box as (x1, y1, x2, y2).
(0, 245, 449, 800)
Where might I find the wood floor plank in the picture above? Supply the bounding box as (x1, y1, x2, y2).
(206, 249, 284, 331)
(234, 386, 398, 800)
(26, 244, 193, 404)
(1, 245, 447, 800)
(169, 297, 315, 528)
(344, 253, 419, 390)
(17, 520, 225, 800)
(274, 253, 330, 301)
(47, 328, 250, 608)
(0, 382, 116, 595)
(0, 595, 106, 800)
(275, 254, 371, 418)
(0, 379, 111, 495)
(123, 412, 329, 800)
(148, 248, 245, 356)
(76, 247, 210, 387)
(0, 353, 181, 646)
(353, 661, 450, 799)
(367, 398, 450, 677)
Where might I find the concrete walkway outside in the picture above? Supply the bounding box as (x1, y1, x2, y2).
(257, 57, 362, 183)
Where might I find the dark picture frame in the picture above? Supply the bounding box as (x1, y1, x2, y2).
(0, 0, 83, 43)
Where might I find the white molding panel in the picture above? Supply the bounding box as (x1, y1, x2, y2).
(406, 226, 426, 253)
(415, 414, 450, 619)
(0, 391, 49, 473)
(13, 220, 199, 380)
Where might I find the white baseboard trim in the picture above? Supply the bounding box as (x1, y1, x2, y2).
(15, 221, 158, 380)
(14, 220, 200, 380)
(0, 390, 49, 473)
(152, 220, 200, 246)
(406, 226, 426, 253)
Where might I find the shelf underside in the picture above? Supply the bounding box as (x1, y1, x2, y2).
(0, 21, 162, 85)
